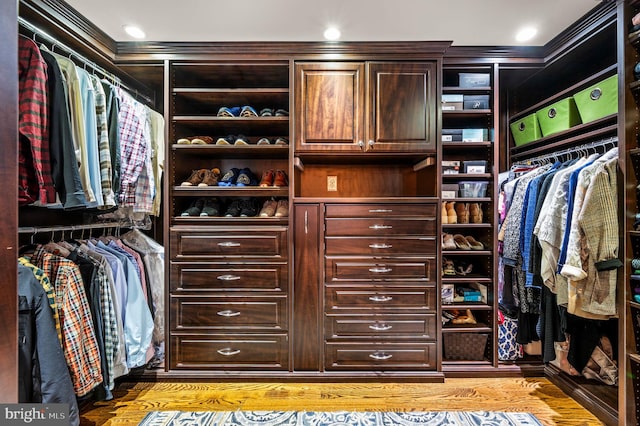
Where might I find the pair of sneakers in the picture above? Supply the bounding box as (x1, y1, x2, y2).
(217, 106, 258, 117)
(181, 168, 221, 186)
(216, 134, 250, 145)
(259, 199, 288, 217)
(180, 198, 222, 217)
(224, 198, 259, 217)
(219, 168, 259, 186)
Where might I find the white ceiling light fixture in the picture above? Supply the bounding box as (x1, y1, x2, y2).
(515, 26, 538, 43)
(324, 26, 341, 41)
(123, 24, 146, 39)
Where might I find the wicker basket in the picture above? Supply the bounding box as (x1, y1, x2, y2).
(444, 333, 488, 361)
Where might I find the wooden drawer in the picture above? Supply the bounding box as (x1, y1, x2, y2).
(170, 262, 288, 292)
(325, 314, 437, 340)
(325, 236, 436, 256)
(325, 203, 436, 218)
(325, 217, 436, 237)
(324, 342, 437, 370)
(325, 286, 436, 311)
(171, 228, 287, 259)
(171, 296, 288, 330)
(170, 334, 288, 370)
(325, 257, 435, 282)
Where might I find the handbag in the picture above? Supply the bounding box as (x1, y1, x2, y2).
(498, 309, 522, 361)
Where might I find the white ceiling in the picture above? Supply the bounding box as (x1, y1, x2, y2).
(64, 0, 600, 46)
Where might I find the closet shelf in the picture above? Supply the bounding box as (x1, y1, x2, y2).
(441, 325, 492, 333)
(509, 116, 617, 161)
(172, 116, 289, 123)
(441, 250, 492, 256)
(442, 110, 491, 118)
(442, 142, 493, 149)
(509, 64, 616, 121)
(442, 86, 491, 93)
(172, 145, 288, 158)
(443, 197, 491, 203)
(442, 303, 492, 310)
(441, 223, 492, 229)
(442, 173, 492, 180)
(172, 216, 289, 225)
(441, 276, 493, 284)
(172, 187, 289, 197)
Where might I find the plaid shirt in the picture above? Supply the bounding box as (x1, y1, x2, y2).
(116, 88, 153, 210)
(18, 257, 63, 344)
(18, 37, 56, 205)
(90, 75, 116, 208)
(32, 246, 103, 397)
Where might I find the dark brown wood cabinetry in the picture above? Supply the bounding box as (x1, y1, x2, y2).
(295, 62, 437, 153)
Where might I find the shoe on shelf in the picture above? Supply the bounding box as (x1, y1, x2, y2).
(442, 233, 457, 250)
(198, 168, 221, 187)
(216, 135, 235, 145)
(256, 137, 271, 145)
(218, 168, 240, 186)
(190, 136, 213, 145)
(181, 169, 207, 186)
(273, 170, 289, 187)
(217, 106, 241, 117)
(275, 109, 289, 117)
(441, 201, 448, 224)
(180, 198, 205, 216)
(446, 201, 457, 224)
(469, 203, 483, 223)
(259, 108, 273, 117)
(274, 199, 289, 217)
(259, 169, 275, 187)
(177, 138, 191, 145)
(239, 198, 259, 217)
(456, 262, 473, 276)
(442, 258, 456, 276)
(234, 135, 250, 145)
(259, 199, 278, 217)
(200, 198, 222, 217)
(455, 202, 469, 224)
(240, 106, 258, 117)
(453, 234, 471, 250)
(452, 309, 477, 325)
(236, 168, 258, 186)
(274, 137, 289, 146)
(465, 235, 484, 250)
(224, 199, 243, 217)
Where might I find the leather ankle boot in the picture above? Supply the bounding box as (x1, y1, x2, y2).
(446, 201, 457, 224)
(455, 202, 469, 224)
(469, 203, 483, 224)
(442, 202, 448, 224)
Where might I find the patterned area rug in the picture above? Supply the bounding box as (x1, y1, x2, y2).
(138, 410, 544, 425)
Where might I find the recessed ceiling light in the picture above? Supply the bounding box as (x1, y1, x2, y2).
(123, 25, 146, 39)
(324, 27, 341, 41)
(515, 26, 537, 43)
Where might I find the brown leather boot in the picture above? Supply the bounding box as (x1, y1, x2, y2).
(446, 201, 457, 224)
(455, 202, 469, 224)
(469, 203, 483, 223)
(442, 201, 448, 224)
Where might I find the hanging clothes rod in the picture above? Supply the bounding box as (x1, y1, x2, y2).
(18, 221, 126, 235)
(513, 136, 618, 166)
(18, 17, 154, 105)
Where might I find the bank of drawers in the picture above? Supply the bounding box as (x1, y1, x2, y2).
(324, 202, 437, 371)
(169, 226, 288, 370)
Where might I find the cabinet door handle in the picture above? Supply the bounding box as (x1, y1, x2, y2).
(369, 351, 392, 360)
(368, 209, 392, 213)
(304, 210, 309, 234)
(217, 310, 241, 317)
(369, 295, 393, 302)
(369, 243, 392, 249)
(217, 274, 241, 281)
(369, 323, 393, 331)
(369, 267, 392, 273)
(218, 242, 241, 247)
(358, 140, 364, 148)
(368, 140, 375, 147)
(369, 224, 392, 230)
(217, 348, 241, 356)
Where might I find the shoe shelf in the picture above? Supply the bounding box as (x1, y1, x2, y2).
(172, 187, 289, 197)
(442, 142, 492, 149)
(441, 325, 492, 333)
(444, 197, 491, 203)
(442, 173, 492, 180)
(441, 250, 492, 256)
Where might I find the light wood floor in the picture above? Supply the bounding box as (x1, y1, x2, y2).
(79, 378, 605, 425)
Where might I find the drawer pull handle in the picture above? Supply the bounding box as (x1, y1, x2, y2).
(369, 295, 393, 302)
(369, 209, 392, 213)
(369, 323, 393, 331)
(369, 243, 392, 249)
(217, 274, 241, 281)
(369, 224, 392, 230)
(218, 242, 241, 247)
(369, 352, 393, 361)
(217, 310, 241, 317)
(217, 348, 241, 356)
(369, 267, 392, 273)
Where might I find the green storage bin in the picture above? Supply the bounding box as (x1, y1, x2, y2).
(573, 75, 618, 123)
(510, 113, 542, 146)
(535, 97, 582, 137)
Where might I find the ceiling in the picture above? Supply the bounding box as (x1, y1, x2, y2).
(64, 0, 601, 47)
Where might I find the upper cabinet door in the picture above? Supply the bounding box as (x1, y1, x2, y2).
(295, 62, 365, 152)
(366, 62, 436, 153)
